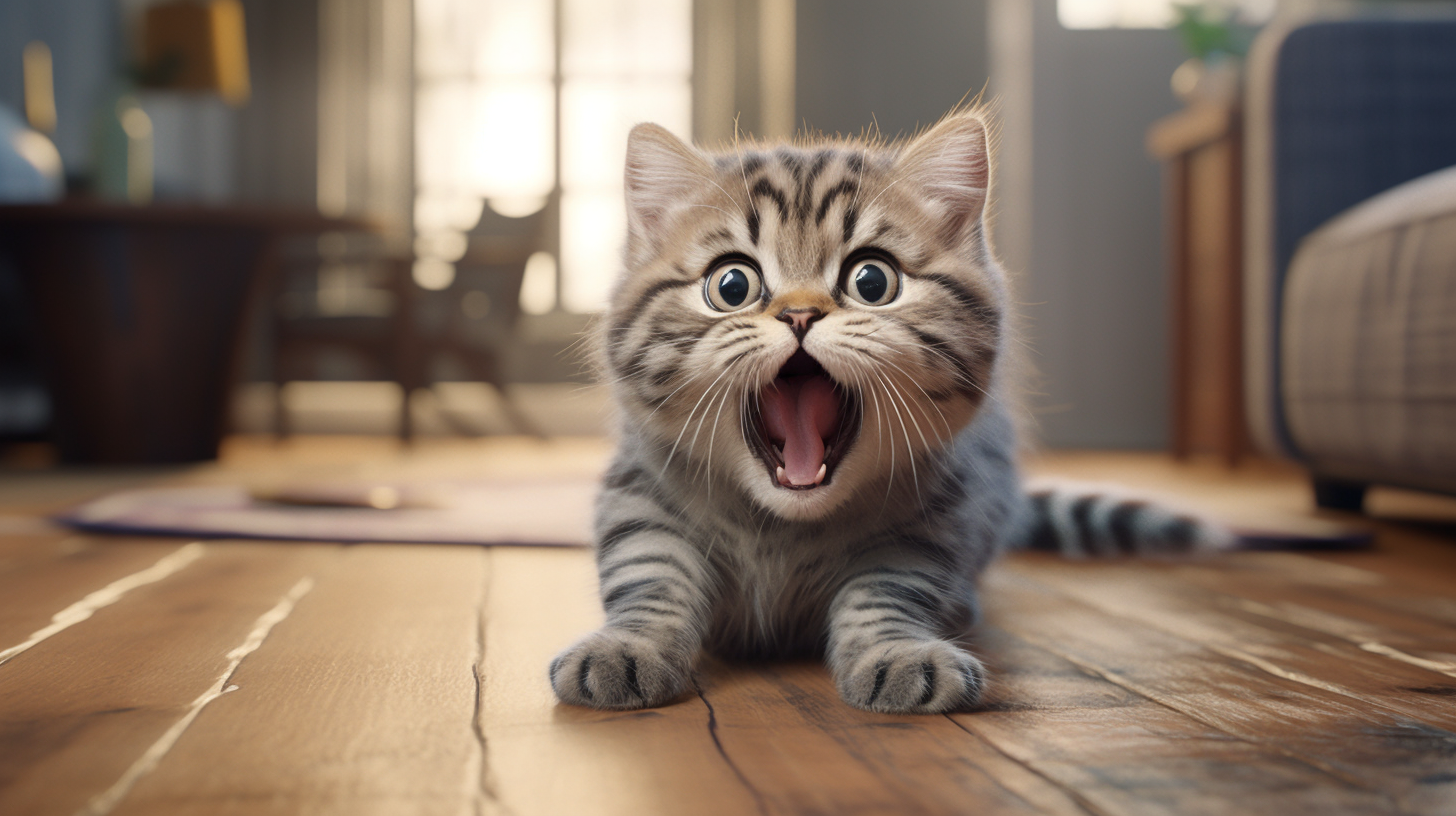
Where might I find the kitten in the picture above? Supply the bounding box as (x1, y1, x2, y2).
(550, 110, 1226, 714)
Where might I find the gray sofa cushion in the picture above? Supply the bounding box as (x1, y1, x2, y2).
(1281, 165, 1456, 493)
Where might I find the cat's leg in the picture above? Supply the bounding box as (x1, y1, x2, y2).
(550, 498, 713, 709)
(826, 560, 984, 714)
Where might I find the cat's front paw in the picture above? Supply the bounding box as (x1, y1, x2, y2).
(836, 639, 985, 714)
(549, 628, 690, 709)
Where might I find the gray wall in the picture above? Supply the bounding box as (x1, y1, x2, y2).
(0, 0, 319, 205)
(795, 0, 1183, 449)
(795, 0, 989, 140)
(0, 0, 120, 178)
(998, 0, 1185, 449)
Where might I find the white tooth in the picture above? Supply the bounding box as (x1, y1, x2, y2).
(773, 444, 783, 459)
(776, 466, 788, 485)
(815, 464, 827, 485)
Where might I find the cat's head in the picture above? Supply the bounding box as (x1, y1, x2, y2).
(600, 111, 1005, 521)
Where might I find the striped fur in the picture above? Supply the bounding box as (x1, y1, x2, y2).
(1018, 484, 1232, 557)
(550, 111, 1228, 714)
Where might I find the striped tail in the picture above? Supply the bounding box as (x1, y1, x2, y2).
(1016, 485, 1233, 557)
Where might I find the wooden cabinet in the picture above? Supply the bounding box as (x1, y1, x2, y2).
(1148, 101, 1252, 465)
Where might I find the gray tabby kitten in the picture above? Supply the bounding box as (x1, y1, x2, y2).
(550, 111, 1225, 714)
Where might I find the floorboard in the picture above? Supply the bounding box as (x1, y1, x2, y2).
(1, 437, 1454, 815)
(0, 544, 332, 816)
(111, 545, 485, 816)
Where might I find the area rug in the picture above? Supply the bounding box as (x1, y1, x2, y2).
(58, 478, 1370, 550)
(58, 479, 598, 547)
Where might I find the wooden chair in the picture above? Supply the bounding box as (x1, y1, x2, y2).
(269, 220, 542, 440)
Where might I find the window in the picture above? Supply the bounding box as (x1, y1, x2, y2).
(1057, 0, 1273, 29)
(413, 0, 692, 313)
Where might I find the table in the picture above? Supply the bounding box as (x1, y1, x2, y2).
(0, 202, 378, 463)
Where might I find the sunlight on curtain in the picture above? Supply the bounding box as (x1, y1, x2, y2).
(559, 0, 692, 313)
(414, 0, 555, 290)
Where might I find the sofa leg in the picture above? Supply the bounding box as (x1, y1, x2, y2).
(1312, 477, 1367, 513)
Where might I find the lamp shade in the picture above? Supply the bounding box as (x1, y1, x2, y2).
(141, 0, 251, 105)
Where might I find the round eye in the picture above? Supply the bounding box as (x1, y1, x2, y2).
(704, 261, 762, 312)
(844, 259, 900, 306)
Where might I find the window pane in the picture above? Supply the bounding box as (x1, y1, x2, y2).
(417, 0, 553, 78)
(561, 78, 692, 189)
(1057, 0, 1273, 29)
(416, 80, 555, 200)
(475, 0, 554, 78)
(563, 0, 692, 76)
(560, 191, 626, 313)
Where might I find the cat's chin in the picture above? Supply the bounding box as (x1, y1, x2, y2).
(742, 469, 859, 521)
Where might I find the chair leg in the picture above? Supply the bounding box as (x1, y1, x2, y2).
(272, 357, 290, 440)
(274, 384, 289, 439)
(1312, 477, 1367, 513)
(473, 354, 541, 437)
(398, 385, 413, 443)
(494, 382, 542, 438)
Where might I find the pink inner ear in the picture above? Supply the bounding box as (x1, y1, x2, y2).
(901, 118, 989, 223)
(623, 125, 712, 249)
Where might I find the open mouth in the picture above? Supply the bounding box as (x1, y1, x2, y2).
(746, 348, 861, 491)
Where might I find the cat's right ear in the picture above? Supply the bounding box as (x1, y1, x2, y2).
(624, 123, 714, 262)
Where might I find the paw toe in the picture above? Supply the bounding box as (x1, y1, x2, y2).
(841, 641, 984, 714)
(549, 630, 686, 709)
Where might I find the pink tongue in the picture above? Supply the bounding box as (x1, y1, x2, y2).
(761, 376, 840, 485)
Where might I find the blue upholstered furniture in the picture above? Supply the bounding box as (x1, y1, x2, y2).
(1244, 13, 1456, 510)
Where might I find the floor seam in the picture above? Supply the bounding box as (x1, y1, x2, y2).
(1002, 622, 1407, 811)
(693, 674, 772, 816)
(0, 543, 206, 668)
(75, 575, 314, 816)
(471, 549, 512, 816)
(941, 713, 1108, 816)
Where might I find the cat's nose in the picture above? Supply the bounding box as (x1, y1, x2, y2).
(777, 307, 824, 341)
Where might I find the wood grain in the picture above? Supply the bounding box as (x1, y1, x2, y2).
(3, 439, 1456, 815)
(0, 543, 333, 816)
(695, 657, 1087, 816)
(0, 537, 193, 653)
(956, 626, 1388, 816)
(109, 545, 487, 816)
(478, 546, 768, 816)
(985, 567, 1456, 814)
(1020, 555, 1456, 686)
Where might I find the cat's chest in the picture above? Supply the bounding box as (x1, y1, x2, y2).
(700, 524, 855, 655)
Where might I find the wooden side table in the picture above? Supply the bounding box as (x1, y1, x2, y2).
(1148, 101, 1252, 466)
(0, 202, 377, 463)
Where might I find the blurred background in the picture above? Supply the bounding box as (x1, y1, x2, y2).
(0, 0, 1451, 482)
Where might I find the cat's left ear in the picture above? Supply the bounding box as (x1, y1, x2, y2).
(894, 113, 990, 243)
(624, 123, 715, 262)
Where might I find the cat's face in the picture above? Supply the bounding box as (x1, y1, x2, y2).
(602, 114, 1005, 521)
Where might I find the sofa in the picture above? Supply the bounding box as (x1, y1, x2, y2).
(1244, 13, 1456, 511)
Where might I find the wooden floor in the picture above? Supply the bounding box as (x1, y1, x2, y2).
(3, 436, 1456, 815)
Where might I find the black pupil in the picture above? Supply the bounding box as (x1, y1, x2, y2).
(718, 268, 749, 306)
(854, 263, 889, 303)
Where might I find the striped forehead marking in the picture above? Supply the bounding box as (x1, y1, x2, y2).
(720, 148, 868, 247)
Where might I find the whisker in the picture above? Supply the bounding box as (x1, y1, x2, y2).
(662, 364, 736, 476)
(874, 370, 921, 508)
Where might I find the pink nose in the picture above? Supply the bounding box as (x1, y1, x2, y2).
(777, 308, 823, 340)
